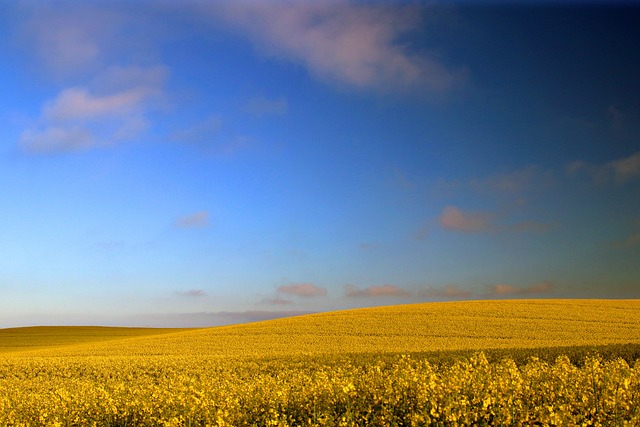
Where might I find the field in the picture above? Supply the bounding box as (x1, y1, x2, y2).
(1, 299, 640, 426)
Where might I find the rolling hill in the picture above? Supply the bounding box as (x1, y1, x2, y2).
(3, 299, 639, 357)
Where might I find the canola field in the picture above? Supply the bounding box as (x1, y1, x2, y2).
(1, 299, 640, 426)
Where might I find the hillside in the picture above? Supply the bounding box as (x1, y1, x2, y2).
(0, 326, 193, 353)
(6, 299, 640, 358)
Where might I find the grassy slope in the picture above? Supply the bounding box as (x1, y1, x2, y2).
(0, 326, 193, 353)
(5, 299, 639, 358)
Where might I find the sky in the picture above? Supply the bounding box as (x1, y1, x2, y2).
(1, 0, 639, 328)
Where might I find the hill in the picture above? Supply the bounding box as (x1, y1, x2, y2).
(6, 299, 640, 358)
(0, 326, 193, 353)
(2, 299, 640, 426)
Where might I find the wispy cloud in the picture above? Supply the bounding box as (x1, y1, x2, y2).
(345, 284, 410, 298)
(19, 127, 94, 154)
(174, 211, 210, 229)
(439, 206, 494, 233)
(437, 205, 552, 235)
(208, 2, 464, 92)
(17, 3, 127, 78)
(490, 282, 554, 296)
(567, 151, 640, 184)
(420, 285, 472, 299)
(20, 66, 167, 154)
(277, 283, 328, 298)
(44, 86, 155, 122)
(175, 289, 207, 298)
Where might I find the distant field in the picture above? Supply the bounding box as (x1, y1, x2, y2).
(0, 326, 193, 353)
(2, 299, 640, 426)
(12, 298, 639, 358)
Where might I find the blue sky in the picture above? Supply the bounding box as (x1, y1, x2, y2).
(1, 1, 639, 327)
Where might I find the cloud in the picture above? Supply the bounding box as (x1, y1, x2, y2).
(439, 206, 494, 233)
(610, 152, 640, 183)
(44, 86, 158, 122)
(421, 285, 472, 299)
(277, 283, 328, 298)
(17, 3, 127, 77)
(19, 65, 167, 154)
(208, 2, 464, 92)
(19, 126, 93, 154)
(567, 151, 640, 184)
(437, 205, 552, 235)
(171, 115, 257, 157)
(244, 96, 288, 117)
(490, 282, 554, 296)
(345, 284, 410, 298)
(176, 289, 207, 297)
(174, 211, 210, 229)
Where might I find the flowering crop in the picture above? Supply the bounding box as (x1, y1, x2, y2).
(1, 352, 639, 426)
(1, 299, 639, 426)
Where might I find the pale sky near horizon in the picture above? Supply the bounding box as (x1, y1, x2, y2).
(1, 1, 639, 328)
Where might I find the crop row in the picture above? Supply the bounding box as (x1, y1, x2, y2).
(1, 352, 639, 426)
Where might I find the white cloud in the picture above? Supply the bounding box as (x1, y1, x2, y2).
(20, 65, 167, 154)
(44, 86, 157, 122)
(206, 1, 464, 92)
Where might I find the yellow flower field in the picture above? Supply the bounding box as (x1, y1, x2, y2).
(1, 299, 640, 426)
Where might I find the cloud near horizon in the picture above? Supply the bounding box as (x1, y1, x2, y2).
(490, 282, 554, 296)
(345, 284, 410, 298)
(277, 283, 328, 298)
